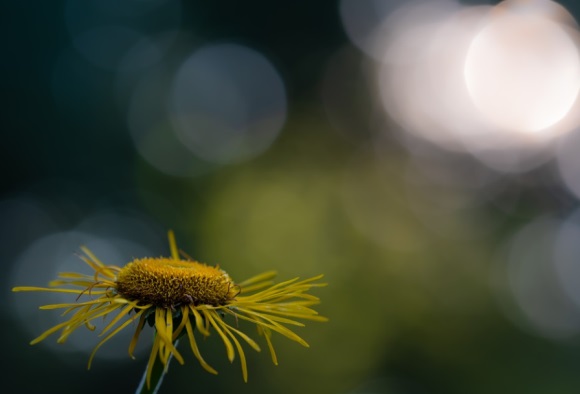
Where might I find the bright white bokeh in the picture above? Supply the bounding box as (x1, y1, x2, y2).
(353, 0, 580, 173)
(378, 2, 490, 150)
(464, 10, 580, 133)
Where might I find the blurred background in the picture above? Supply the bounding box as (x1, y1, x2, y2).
(4, 0, 580, 393)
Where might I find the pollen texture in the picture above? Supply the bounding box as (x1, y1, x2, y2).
(116, 258, 235, 307)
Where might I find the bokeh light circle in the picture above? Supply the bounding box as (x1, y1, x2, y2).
(169, 44, 287, 164)
(554, 209, 580, 308)
(464, 12, 580, 133)
(339, 0, 405, 60)
(72, 26, 147, 70)
(64, 0, 182, 71)
(11, 232, 150, 360)
(127, 64, 214, 177)
(501, 218, 580, 339)
(556, 128, 580, 200)
(373, 0, 580, 173)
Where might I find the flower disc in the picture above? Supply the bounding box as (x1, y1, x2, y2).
(116, 258, 235, 307)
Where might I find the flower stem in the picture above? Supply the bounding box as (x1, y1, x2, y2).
(136, 339, 179, 394)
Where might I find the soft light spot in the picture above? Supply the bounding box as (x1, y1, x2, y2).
(464, 9, 580, 133)
(169, 43, 287, 164)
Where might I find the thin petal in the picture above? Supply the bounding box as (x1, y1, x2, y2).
(39, 298, 115, 310)
(88, 308, 146, 368)
(190, 306, 210, 336)
(184, 318, 218, 375)
(78, 248, 118, 280)
(168, 230, 179, 260)
(56, 272, 95, 279)
(219, 312, 261, 352)
(146, 335, 162, 389)
(154, 308, 183, 365)
(228, 307, 306, 326)
(258, 326, 278, 365)
(236, 271, 277, 288)
(219, 319, 249, 382)
(129, 312, 147, 359)
(232, 309, 310, 347)
(99, 304, 135, 336)
(172, 306, 189, 341)
(58, 303, 123, 343)
(13, 287, 100, 294)
(203, 310, 235, 362)
(30, 320, 73, 345)
(165, 308, 185, 365)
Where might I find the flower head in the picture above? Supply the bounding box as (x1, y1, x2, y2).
(12, 231, 327, 388)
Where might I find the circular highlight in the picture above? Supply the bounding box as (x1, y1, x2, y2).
(169, 44, 287, 164)
(464, 13, 580, 133)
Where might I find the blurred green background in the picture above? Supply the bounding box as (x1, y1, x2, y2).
(4, 1, 580, 393)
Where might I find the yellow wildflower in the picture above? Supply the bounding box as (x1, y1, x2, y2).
(12, 231, 327, 388)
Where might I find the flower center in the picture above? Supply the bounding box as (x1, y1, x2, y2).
(115, 258, 236, 307)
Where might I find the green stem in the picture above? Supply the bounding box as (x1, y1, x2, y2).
(136, 339, 180, 394)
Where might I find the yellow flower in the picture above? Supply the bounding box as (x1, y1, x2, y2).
(12, 231, 327, 388)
